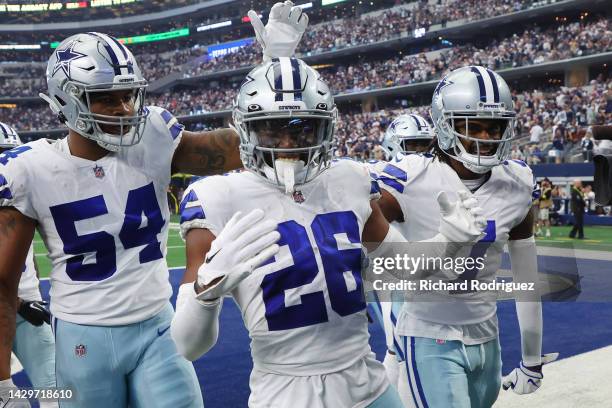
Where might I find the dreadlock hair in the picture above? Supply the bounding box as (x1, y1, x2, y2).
(429, 136, 451, 165)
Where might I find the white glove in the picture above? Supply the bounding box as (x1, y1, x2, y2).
(196, 209, 280, 301)
(382, 350, 400, 387)
(502, 353, 559, 395)
(0, 379, 30, 408)
(248, 1, 309, 61)
(436, 190, 486, 243)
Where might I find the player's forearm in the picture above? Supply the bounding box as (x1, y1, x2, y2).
(0, 208, 34, 379)
(516, 301, 543, 366)
(171, 283, 222, 361)
(0, 286, 16, 379)
(172, 128, 241, 175)
(509, 237, 543, 365)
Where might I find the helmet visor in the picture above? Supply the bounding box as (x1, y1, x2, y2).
(400, 138, 432, 154)
(248, 118, 326, 149)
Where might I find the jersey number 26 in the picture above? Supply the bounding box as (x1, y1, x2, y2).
(261, 211, 366, 331)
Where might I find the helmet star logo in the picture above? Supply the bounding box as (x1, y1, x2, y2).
(52, 41, 87, 79)
(434, 78, 454, 96)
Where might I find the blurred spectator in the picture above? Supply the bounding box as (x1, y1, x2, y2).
(581, 131, 594, 162)
(529, 119, 544, 144)
(549, 128, 565, 164)
(583, 184, 596, 213)
(569, 179, 586, 239)
(372, 145, 386, 161)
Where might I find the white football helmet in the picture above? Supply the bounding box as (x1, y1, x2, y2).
(40, 32, 148, 152)
(382, 113, 433, 159)
(233, 57, 337, 193)
(431, 66, 517, 173)
(0, 122, 22, 150)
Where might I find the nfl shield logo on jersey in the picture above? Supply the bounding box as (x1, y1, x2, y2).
(75, 344, 86, 357)
(292, 190, 305, 203)
(93, 165, 105, 179)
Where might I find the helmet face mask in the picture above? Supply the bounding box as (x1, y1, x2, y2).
(432, 66, 517, 173)
(233, 58, 337, 193)
(79, 86, 148, 149)
(43, 33, 148, 152)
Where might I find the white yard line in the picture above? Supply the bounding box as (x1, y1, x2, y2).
(534, 245, 612, 261)
(494, 345, 612, 408)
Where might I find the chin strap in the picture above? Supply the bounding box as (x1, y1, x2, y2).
(39, 93, 61, 114)
(40, 92, 68, 124)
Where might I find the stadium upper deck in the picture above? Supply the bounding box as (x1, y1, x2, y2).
(0, 0, 200, 24)
(0, 0, 609, 148)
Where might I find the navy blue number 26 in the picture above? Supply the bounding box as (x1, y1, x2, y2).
(261, 211, 366, 331)
(50, 182, 164, 281)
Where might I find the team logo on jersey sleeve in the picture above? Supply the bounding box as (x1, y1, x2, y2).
(93, 165, 105, 179)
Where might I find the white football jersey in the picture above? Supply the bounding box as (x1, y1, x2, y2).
(181, 159, 384, 377)
(0, 106, 183, 325)
(372, 154, 535, 344)
(18, 244, 42, 302)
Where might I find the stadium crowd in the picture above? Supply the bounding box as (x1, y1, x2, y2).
(2, 17, 608, 98)
(0, 0, 199, 24)
(3, 78, 609, 168)
(186, 0, 534, 76)
(185, 15, 609, 77)
(0, 0, 612, 97)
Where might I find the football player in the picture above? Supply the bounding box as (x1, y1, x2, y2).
(368, 112, 434, 388)
(170, 57, 487, 407)
(0, 124, 57, 408)
(371, 66, 557, 408)
(380, 113, 434, 160)
(0, 3, 306, 406)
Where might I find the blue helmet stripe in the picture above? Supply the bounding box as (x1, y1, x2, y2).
(410, 114, 422, 130)
(271, 58, 283, 102)
(107, 35, 134, 74)
(469, 66, 487, 102)
(485, 69, 500, 102)
(290, 58, 302, 101)
(0, 123, 8, 138)
(88, 32, 121, 75)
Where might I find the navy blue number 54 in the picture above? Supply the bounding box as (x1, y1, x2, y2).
(261, 211, 366, 331)
(50, 182, 164, 281)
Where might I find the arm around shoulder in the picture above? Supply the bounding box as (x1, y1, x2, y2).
(171, 129, 242, 175)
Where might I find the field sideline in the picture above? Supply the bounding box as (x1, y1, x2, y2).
(21, 220, 612, 407)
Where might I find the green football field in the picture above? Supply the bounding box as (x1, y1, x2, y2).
(32, 218, 612, 278)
